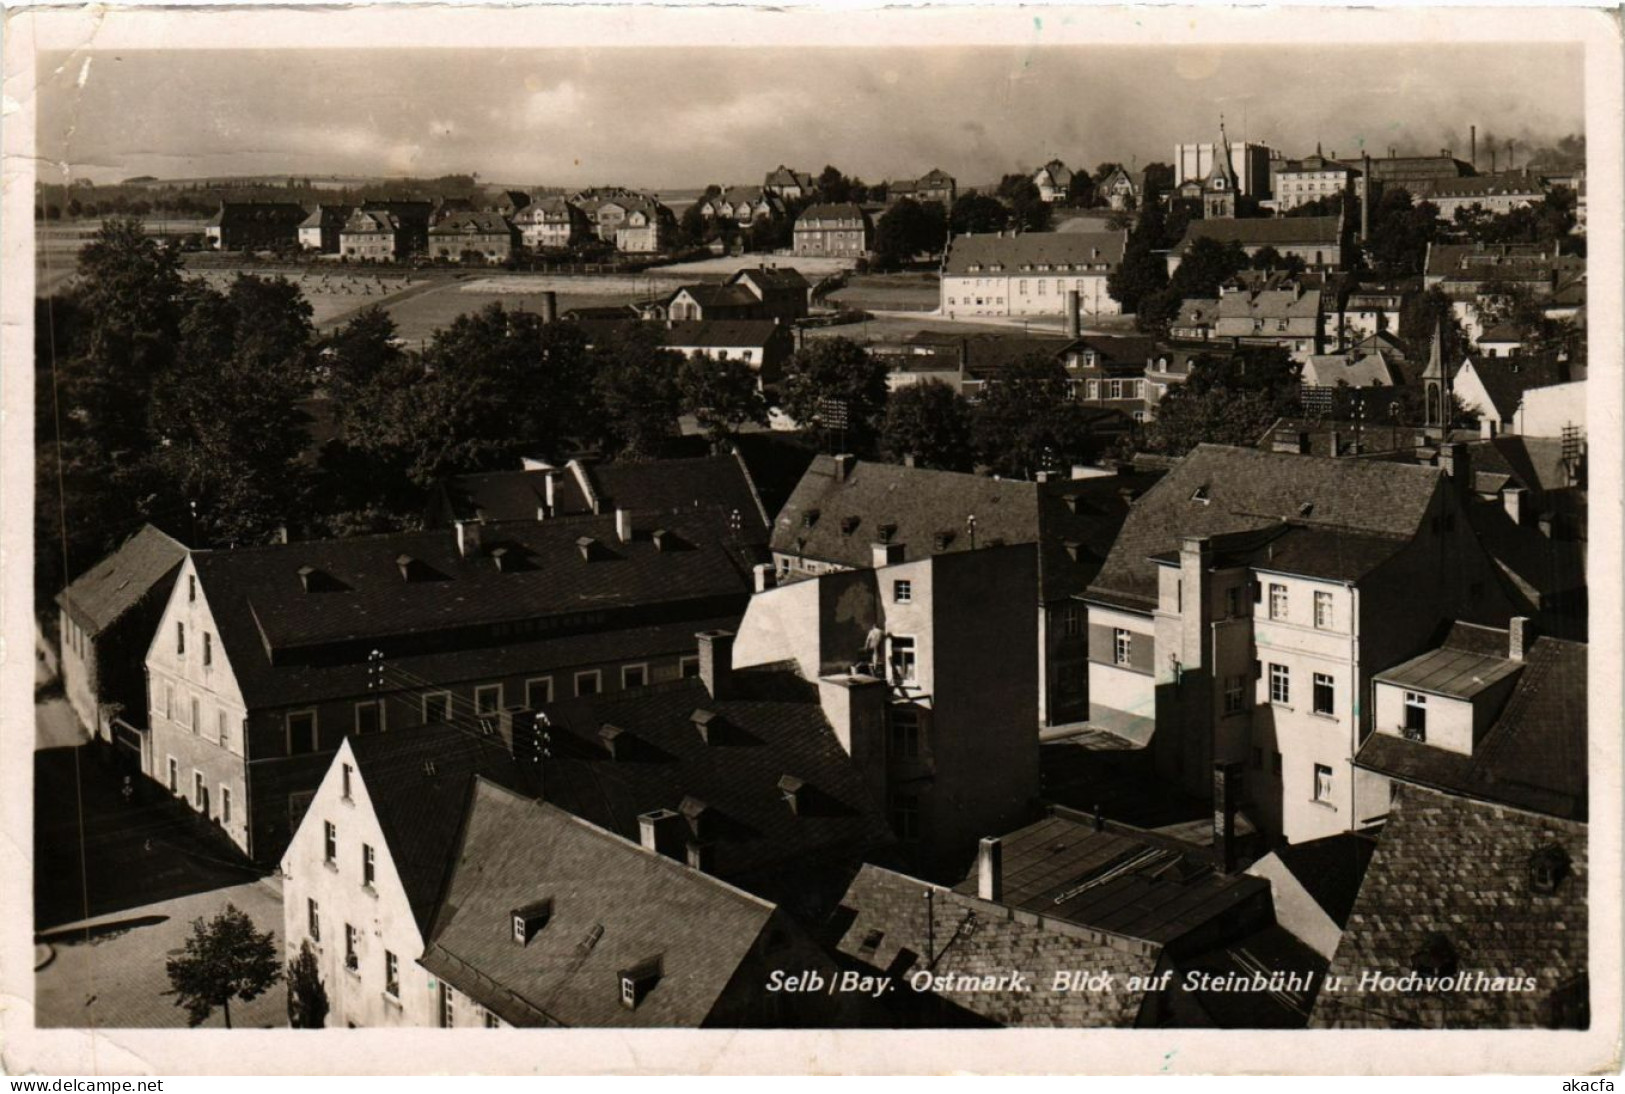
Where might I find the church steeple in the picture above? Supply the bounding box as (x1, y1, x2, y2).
(1202, 114, 1239, 218)
(1422, 319, 1450, 436)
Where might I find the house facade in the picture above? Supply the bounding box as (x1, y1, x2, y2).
(792, 204, 872, 257)
(763, 165, 815, 201)
(1033, 160, 1075, 204)
(615, 200, 676, 254)
(204, 202, 309, 251)
(339, 209, 406, 262)
(1167, 216, 1344, 276)
(889, 169, 957, 208)
(940, 231, 1126, 319)
(665, 320, 794, 389)
(1271, 153, 1358, 213)
(298, 205, 349, 253)
(427, 211, 515, 263)
(512, 197, 591, 251)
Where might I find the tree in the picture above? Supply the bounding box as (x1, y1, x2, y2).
(949, 192, 1010, 236)
(164, 903, 281, 1028)
(779, 337, 890, 452)
(997, 174, 1051, 232)
(1362, 186, 1441, 278)
(872, 198, 948, 268)
(590, 325, 681, 459)
(286, 940, 330, 1029)
(1140, 163, 1175, 204)
(881, 380, 974, 472)
(1141, 385, 1280, 457)
(1108, 202, 1170, 315)
(971, 356, 1103, 478)
(677, 353, 767, 445)
(817, 166, 858, 204)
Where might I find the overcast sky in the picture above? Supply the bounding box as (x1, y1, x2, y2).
(37, 45, 1585, 189)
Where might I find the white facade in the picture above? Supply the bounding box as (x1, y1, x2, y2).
(1515, 381, 1586, 439)
(942, 272, 1118, 319)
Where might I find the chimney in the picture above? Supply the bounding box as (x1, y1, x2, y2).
(1212, 760, 1245, 874)
(1330, 430, 1342, 458)
(1471, 125, 1477, 170)
(831, 453, 857, 482)
(696, 630, 734, 700)
(753, 563, 777, 593)
(637, 808, 685, 859)
(539, 290, 558, 324)
(542, 471, 557, 517)
(976, 837, 1003, 901)
(1441, 442, 1470, 492)
(1509, 616, 1533, 662)
(615, 507, 635, 544)
(1361, 154, 1371, 242)
(1503, 486, 1526, 525)
(777, 774, 805, 815)
(871, 542, 906, 567)
(1065, 289, 1081, 337)
(455, 519, 485, 558)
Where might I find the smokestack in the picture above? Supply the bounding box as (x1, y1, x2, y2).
(615, 507, 634, 543)
(1361, 154, 1371, 243)
(539, 291, 557, 324)
(753, 562, 777, 593)
(976, 837, 1003, 901)
(1471, 125, 1477, 170)
(637, 808, 685, 859)
(1506, 139, 1514, 172)
(1065, 289, 1081, 337)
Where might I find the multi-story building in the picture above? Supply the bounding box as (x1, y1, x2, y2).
(426, 210, 515, 264)
(1083, 444, 1517, 845)
(762, 165, 816, 201)
(940, 231, 1126, 320)
(664, 320, 795, 389)
(614, 199, 676, 254)
(1167, 216, 1344, 276)
(511, 196, 591, 251)
(697, 187, 785, 225)
(1033, 160, 1075, 204)
(1340, 283, 1414, 342)
(663, 266, 811, 324)
(1272, 152, 1358, 213)
(297, 205, 349, 253)
(203, 201, 309, 251)
(769, 455, 1162, 731)
(1098, 165, 1143, 211)
(1174, 138, 1274, 200)
(1067, 334, 1157, 421)
(888, 168, 957, 208)
(56, 525, 188, 748)
(1209, 284, 1329, 362)
(339, 209, 406, 262)
(1419, 172, 1547, 219)
(143, 508, 762, 862)
(792, 204, 872, 258)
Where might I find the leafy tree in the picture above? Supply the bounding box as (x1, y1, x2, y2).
(1140, 163, 1175, 204)
(164, 903, 281, 1028)
(1398, 286, 1460, 355)
(1186, 345, 1302, 413)
(590, 325, 681, 459)
(817, 166, 861, 204)
(997, 174, 1051, 232)
(286, 940, 330, 1029)
(1141, 385, 1280, 457)
(881, 380, 974, 472)
(677, 352, 767, 445)
(779, 337, 890, 452)
(872, 198, 948, 268)
(1108, 202, 1170, 315)
(949, 192, 1010, 236)
(971, 356, 1103, 478)
(1362, 186, 1441, 278)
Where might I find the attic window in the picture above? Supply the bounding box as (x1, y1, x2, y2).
(1191, 485, 1211, 504)
(802, 508, 821, 529)
(1410, 932, 1459, 982)
(490, 546, 510, 572)
(1529, 843, 1571, 895)
(1064, 541, 1086, 562)
(396, 554, 419, 582)
(619, 956, 663, 1010)
(1298, 502, 1315, 518)
(841, 516, 861, 536)
(600, 723, 626, 759)
(511, 899, 553, 944)
(933, 530, 954, 552)
(576, 536, 598, 561)
(877, 523, 898, 544)
(651, 529, 671, 552)
(691, 709, 721, 745)
(778, 774, 806, 815)
(858, 929, 884, 956)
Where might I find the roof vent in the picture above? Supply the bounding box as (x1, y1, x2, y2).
(651, 528, 670, 552)
(933, 530, 954, 552)
(297, 565, 319, 593)
(778, 774, 806, 815)
(679, 795, 710, 837)
(396, 554, 420, 582)
(511, 899, 553, 944)
(841, 516, 861, 536)
(1529, 842, 1571, 895)
(1298, 502, 1315, 517)
(1191, 485, 1211, 504)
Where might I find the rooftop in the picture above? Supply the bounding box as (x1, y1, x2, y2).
(58, 524, 189, 636)
(943, 231, 1127, 277)
(1373, 644, 1524, 700)
(1171, 216, 1342, 256)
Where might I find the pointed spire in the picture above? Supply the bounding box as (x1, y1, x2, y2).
(1422, 319, 1446, 380)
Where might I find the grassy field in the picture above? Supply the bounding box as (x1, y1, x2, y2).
(379, 280, 640, 347)
(826, 271, 940, 312)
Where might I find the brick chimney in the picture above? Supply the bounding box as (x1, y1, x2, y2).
(637, 808, 685, 860)
(696, 630, 734, 700)
(1212, 760, 1245, 874)
(871, 542, 906, 567)
(976, 837, 1003, 901)
(753, 563, 777, 593)
(831, 453, 857, 482)
(1509, 616, 1533, 662)
(1503, 486, 1526, 525)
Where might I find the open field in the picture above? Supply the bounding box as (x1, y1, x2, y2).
(826, 271, 940, 311)
(657, 253, 855, 278)
(379, 279, 640, 346)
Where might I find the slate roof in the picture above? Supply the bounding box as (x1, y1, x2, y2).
(1149, 523, 1412, 585)
(943, 231, 1127, 276)
(1459, 355, 1570, 421)
(668, 284, 760, 311)
(1212, 288, 1324, 335)
(1171, 216, 1341, 257)
(664, 320, 785, 351)
(1363, 156, 1475, 182)
(1465, 435, 1573, 494)
(1087, 445, 1443, 611)
(534, 666, 893, 886)
(949, 812, 1271, 950)
(1358, 634, 1587, 820)
(422, 779, 775, 1027)
(1310, 783, 1587, 1029)
(1424, 242, 1579, 287)
(729, 266, 811, 292)
(834, 863, 1157, 1027)
(57, 525, 188, 636)
(512, 196, 578, 223)
(1301, 351, 1397, 389)
(1425, 174, 1547, 200)
(771, 456, 1161, 603)
(1259, 832, 1378, 930)
(205, 201, 310, 228)
(1072, 334, 1158, 368)
(430, 210, 514, 235)
(348, 725, 530, 933)
(299, 204, 351, 230)
(342, 208, 400, 234)
(796, 203, 870, 226)
(763, 166, 814, 191)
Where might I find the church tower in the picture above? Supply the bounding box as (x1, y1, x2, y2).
(1422, 319, 1450, 438)
(1202, 117, 1239, 219)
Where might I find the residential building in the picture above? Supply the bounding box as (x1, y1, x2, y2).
(792, 204, 872, 258)
(614, 199, 676, 254)
(1167, 216, 1344, 276)
(511, 196, 591, 251)
(1210, 284, 1328, 361)
(1452, 354, 1573, 436)
(1173, 138, 1274, 200)
(360, 201, 434, 256)
(734, 541, 1042, 879)
(569, 189, 649, 242)
(339, 208, 407, 262)
(768, 455, 1162, 731)
(1271, 151, 1358, 213)
(1083, 444, 1517, 844)
(888, 168, 957, 208)
(1423, 241, 1582, 302)
(1066, 334, 1157, 420)
(143, 508, 761, 862)
(697, 187, 785, 225)
(1309, 784, 1587, 1028)
(1415, 172, 1547, 219)
(1098, 166, 1142, 211)
(664, 320, 795, 389)
(298, 205, 349, 253)
(427, 210, 516, 264)
(1298, 349, 1399, 413)
(203, 201, 309, 251)
(488, 190, 532, 218)
(664, 266, 811, 324)
(1033, 160, 1075, 204)
(1341, 283, 1414, 342)
(763, 165, 816, 201)
(940, 231, 1126, 319)
(56, 525, 188, 749)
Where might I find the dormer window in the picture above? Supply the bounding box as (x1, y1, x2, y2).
(877, 523, 898, 543)
(619, 957, 663, 1009)
(778, 774, 806, 814)
(512, 899, 553, 944)
(1191, 485, 1211, 504)
(1529, 843, 1571, 895)
(1411, 932, 1458, 981)
(841, 516, 860, 536)
(802, 508, 821, 529)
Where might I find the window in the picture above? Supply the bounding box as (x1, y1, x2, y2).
(287, 710, 317, 754)
(575, 670, 601, 697)
(1113, 628, 1132, 667)
(1269, 663, 1290, 705)
(889, 706, 922, 758)
(1314, 591, 1333, 629)
(307, 898, 321, 942)
(324, 821, 337, 865)
(474, 684, 503, 715)
(354, 701, 382, 736)
(679, 657, 700, 679)
(1225, 586, 1242, 619)
(189, 696, 199, 733)
(893, 579, 912, 604)
(202, 633, 212, 667)
(525, 677, 554, 708)
(167, 757, 178, 793)
(1060, 603, 1083, 639)
(341, 762, 355, 802)
(484, 1009, 501, 1029)
(1313, 764, 1335, 804)
(221, 786, 232, 825)
(188, 575, 196, 603)
(176, 621, 185, 656)
(1403, 691, 1428, 739)
(1313, 673, 1335, 716)
(1224, 675, 1246, 715)
(363, 843, 376, 889)
(441, 986, 455, 1028)
(193, 771, 205, 810)
(164, 684, 174, 722)
(218, 710, 229, 749)
(1269, 583, 1289, 621)
(422, 692, 453, 723)
(889, 791, 920, 842)
(888, 636, 917, 684)
(345, 924, 359, 972)
(385, 951, 399, 998)
(621, 664, 648, 689)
